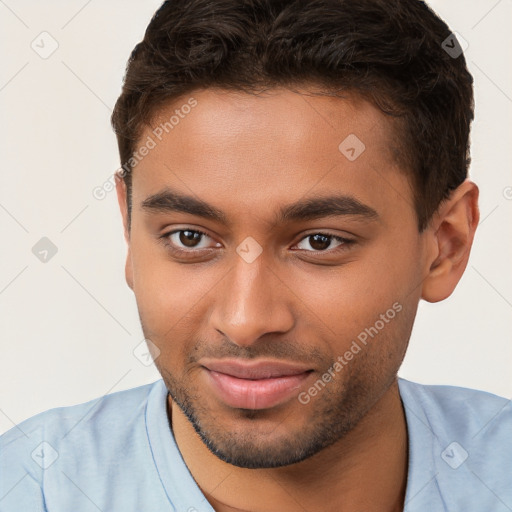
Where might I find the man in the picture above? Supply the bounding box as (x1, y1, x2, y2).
(1, 0, 510, 511)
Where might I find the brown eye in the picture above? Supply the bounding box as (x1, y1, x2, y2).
(308, 234, 331, 251)
(163, 229, 219, 252)
(295, 233, 354, 253)
(179, 230, 203, 248)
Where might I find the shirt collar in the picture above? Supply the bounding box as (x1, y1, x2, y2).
(146, 377, 448, 511)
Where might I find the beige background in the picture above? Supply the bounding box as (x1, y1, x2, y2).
(0, 0, 511, 434)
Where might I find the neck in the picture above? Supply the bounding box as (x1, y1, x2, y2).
(170, 379, 408, 512)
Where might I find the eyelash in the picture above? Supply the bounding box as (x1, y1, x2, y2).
(160, 229, 355, 258)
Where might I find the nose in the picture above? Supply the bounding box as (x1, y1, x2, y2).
(209, 253, 295, 347)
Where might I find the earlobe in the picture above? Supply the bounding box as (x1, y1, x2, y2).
(421, 180, 479, 303)
(125, 253, 134, 291)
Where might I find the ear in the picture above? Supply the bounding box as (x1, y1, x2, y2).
(421, 180, 479, 303)
(115, 173, 134, 291)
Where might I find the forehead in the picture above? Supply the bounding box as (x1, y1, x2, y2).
(132, 87, 413, 226)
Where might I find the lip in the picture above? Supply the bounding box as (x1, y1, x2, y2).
(201, 359, 313, 379)
(201, 359, 313, 410)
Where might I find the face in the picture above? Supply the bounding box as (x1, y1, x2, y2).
(120, 88, 429, 468)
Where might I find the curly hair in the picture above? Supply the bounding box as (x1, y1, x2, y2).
(111, 0, 474, 231)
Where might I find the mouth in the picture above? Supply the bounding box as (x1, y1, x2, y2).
(201, 359, 314, 410)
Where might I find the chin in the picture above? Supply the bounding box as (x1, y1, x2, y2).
(176, 391, 360, 469)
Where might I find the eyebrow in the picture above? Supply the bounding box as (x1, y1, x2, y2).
(141, 188, 379, 225)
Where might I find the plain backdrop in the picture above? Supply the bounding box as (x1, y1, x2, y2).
(0, 0, 511, 435)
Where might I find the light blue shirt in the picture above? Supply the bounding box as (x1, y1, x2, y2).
(0, 378, 510, 511)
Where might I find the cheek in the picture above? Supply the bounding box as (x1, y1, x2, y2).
(329, 294, 417, 392)
(354, 227, 423, 304)
(291, 240, 421, 349)
(129, 237, 196, 334)
(129, 236, 223, 361)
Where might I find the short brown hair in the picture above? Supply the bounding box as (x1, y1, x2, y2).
(111, 0, 474, 231)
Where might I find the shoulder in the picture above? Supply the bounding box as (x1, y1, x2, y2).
(0, 380, 162, 509)
(398, 378, 511, 439)
(1, 380, 157, 449)
(398, 378, 512, 510)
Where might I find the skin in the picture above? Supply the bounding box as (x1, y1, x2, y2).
(116, 87, 479, 512)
